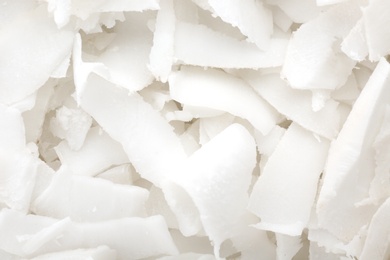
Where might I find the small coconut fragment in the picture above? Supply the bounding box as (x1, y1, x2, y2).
(174, 21, 288, 69)
(55, 127, 129, 176)
(32, 166, 148, 221)
(275, 233, 302, 260)
(341, 18, 368, 61)
(249, 123, 329, 236)
(241, 71, 341, 139)
(169, 66, 279, 135)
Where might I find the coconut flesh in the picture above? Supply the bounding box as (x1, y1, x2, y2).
(1, 0, 390, 259)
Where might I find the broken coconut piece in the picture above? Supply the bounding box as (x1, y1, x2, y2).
(316, 58, 390, 242)
(249, 123, 329, 236)
(173, 124, 257, 256)
(55, 127, 129, 177)
(79, 73, 187, 186)
(174, 21, 288, 69)
(32, 165, 148, 222)
(240, 70, 341, 140)
(0, 209, 178, 259)
(169, 66, 279, 135)
(0, 4, 74, 105)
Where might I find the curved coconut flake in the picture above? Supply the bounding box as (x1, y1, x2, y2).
(282, 2, 361, 90)
(174, 124, 257, 256)
(359, 197, 390, 260)
(204, 0, 273, 50)
(363, 0, 390, 61)
(241, 71, 341, 140)
(79, 73, 187, 186)
(174, 22, 288, 69)
(149, 0, 175, 82)
(55, 127, 129, 177)
(30, 245, 117, 260)
(0, 5, 74, 105)
(249, 123, 329, 236)
(0, 209, 178, 259)
(32, 166, 148, 221)
(316, 58, 390, 241)
(94, 12, 154, 91)
(169, 66, 279, 135)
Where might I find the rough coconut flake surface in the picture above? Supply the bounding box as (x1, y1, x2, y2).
(2, 0, 390, 259)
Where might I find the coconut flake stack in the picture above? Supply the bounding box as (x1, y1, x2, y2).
(1, 0, 390, 259)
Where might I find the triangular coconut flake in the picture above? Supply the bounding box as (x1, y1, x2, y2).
(149, 0, 176, 82)
(0, 209, 178, 259)
(275, 233, 302, 260)
(240, 71, 341, 140)
(174, 21, 288, 69)
(363, 0, 390, 61)
(281, 2, 361, 90)
(79, 73, 187, 186)
(249, 123, 330, 236)
(0, 5, 74, 105)
(173, 124, 257, 256)
(341, 18, 368, 62)
(32, 166, 149, 222)
(169, 66, 279, 135)
(205, 0, 273, 50)
(316, 58, 390, 242)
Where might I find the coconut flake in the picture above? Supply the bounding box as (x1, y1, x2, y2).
(249, 123, 330, 236)
(169, 66, 279, 135)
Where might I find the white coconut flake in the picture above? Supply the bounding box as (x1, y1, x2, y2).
(30, 245, 117, 260)
(249, 123, 329, 236)
(174, 21, 288, 69)
(169, 66, 279, 135)
(0, 5, 74, 105)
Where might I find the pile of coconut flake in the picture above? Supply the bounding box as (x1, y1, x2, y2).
(1, 0, 390, 259)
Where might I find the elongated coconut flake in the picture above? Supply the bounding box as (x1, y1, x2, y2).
(79, 73, 187, 186)
(32, 166, 148, 222)
(241, 71, 341, 139)
(174, 21, 288, 69)
(149, 0, 175, 82)
(282, 2, 361, 90)
(0, 209, 178, 259)
(30, 245, 117, 260)
(0, 5, 74, 105)
(249, 123, 329, 236)
(169, 66, 279, 135)
(317, 58, 390, 241)
(205, 0, 273, 50)
(174, 124, 257, 256)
